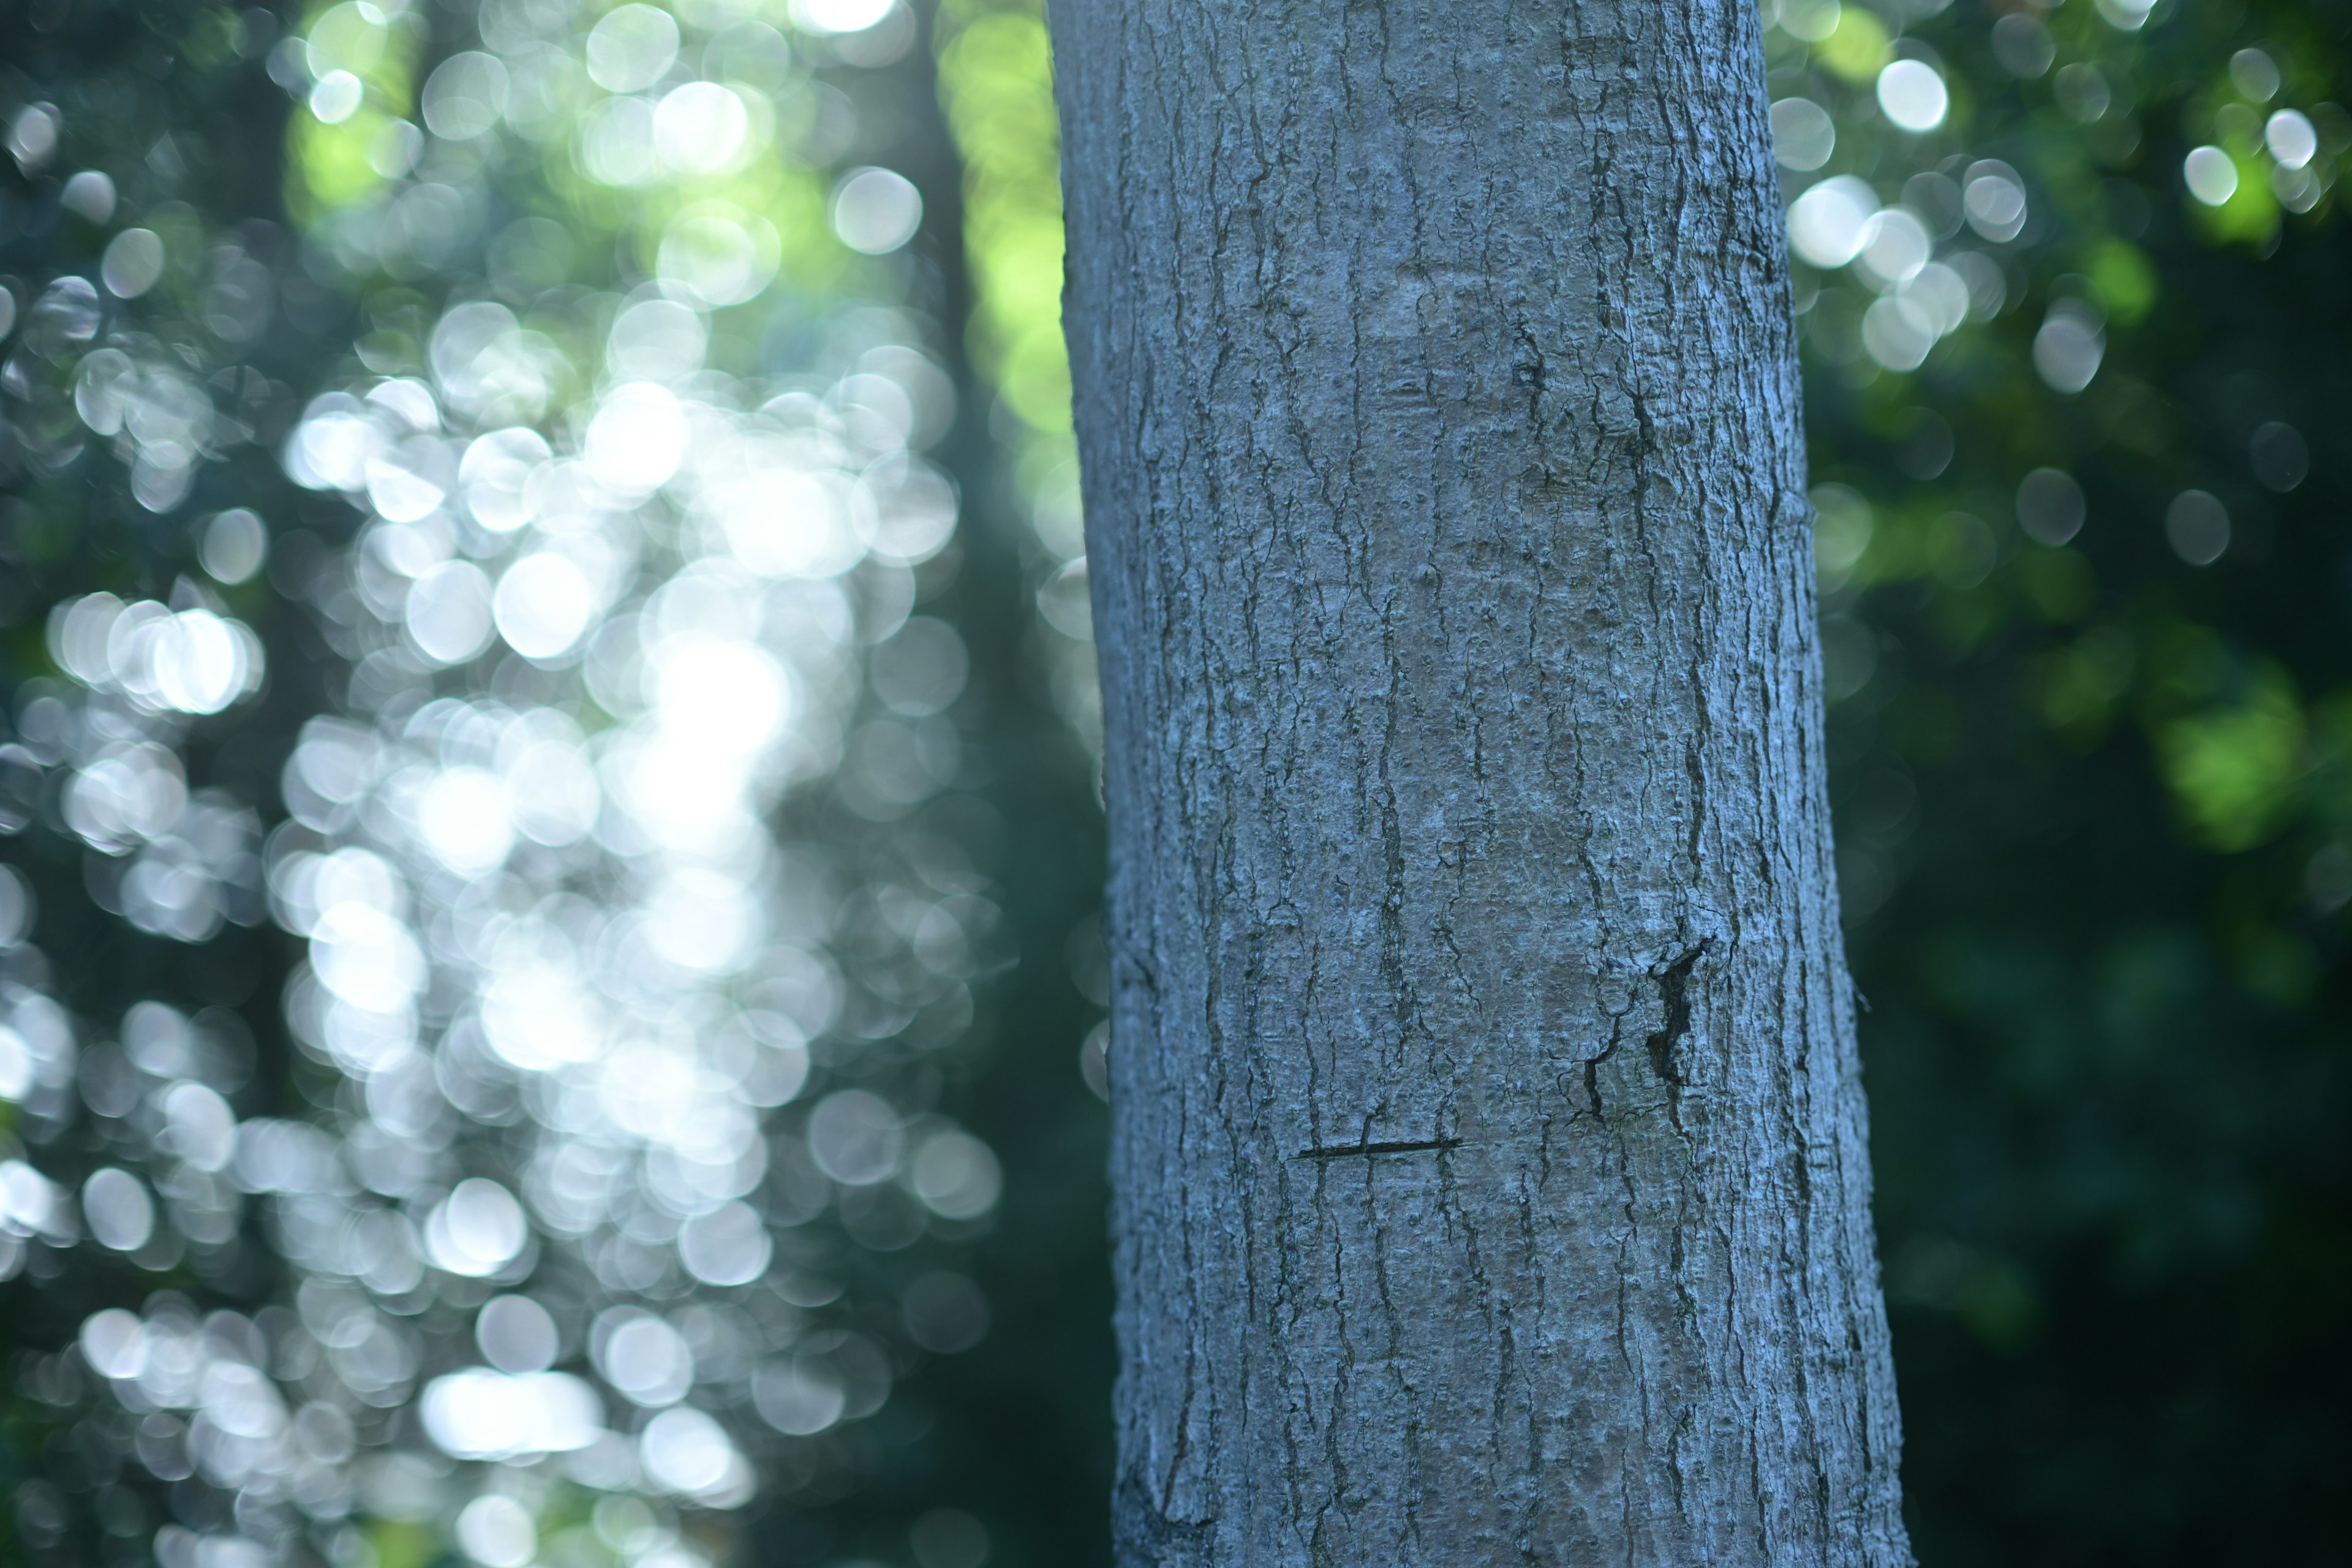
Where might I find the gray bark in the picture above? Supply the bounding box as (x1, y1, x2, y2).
(1052, 2, 1909, 1564)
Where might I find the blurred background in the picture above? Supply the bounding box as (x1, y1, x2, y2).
(0, 0, 2342, 1564)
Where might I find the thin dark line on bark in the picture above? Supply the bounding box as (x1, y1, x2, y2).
(1293, 1137, 1466, 1161)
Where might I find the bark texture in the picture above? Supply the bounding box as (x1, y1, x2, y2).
(1054, 2, 1910, 1563)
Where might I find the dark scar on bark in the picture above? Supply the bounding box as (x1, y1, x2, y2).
(1644, 943, 1708, 1087)
(1293, 1137, 1465, 1161)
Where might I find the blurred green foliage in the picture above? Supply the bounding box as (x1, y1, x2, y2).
(1775, 0, 2352, 1559)
(0, 6, 320, 1568)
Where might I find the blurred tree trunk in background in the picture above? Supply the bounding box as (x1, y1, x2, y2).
(1054, 3, 1910, 1563)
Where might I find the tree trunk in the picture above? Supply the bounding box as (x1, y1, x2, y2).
(1053, 2, 1910, 1563)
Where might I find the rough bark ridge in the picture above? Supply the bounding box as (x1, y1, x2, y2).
(1053, 2, 1910, 1562)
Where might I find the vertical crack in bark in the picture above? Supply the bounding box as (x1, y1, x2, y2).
(1584, 1011, 1628, 1120)
(1643, 942, 1708, 1134)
